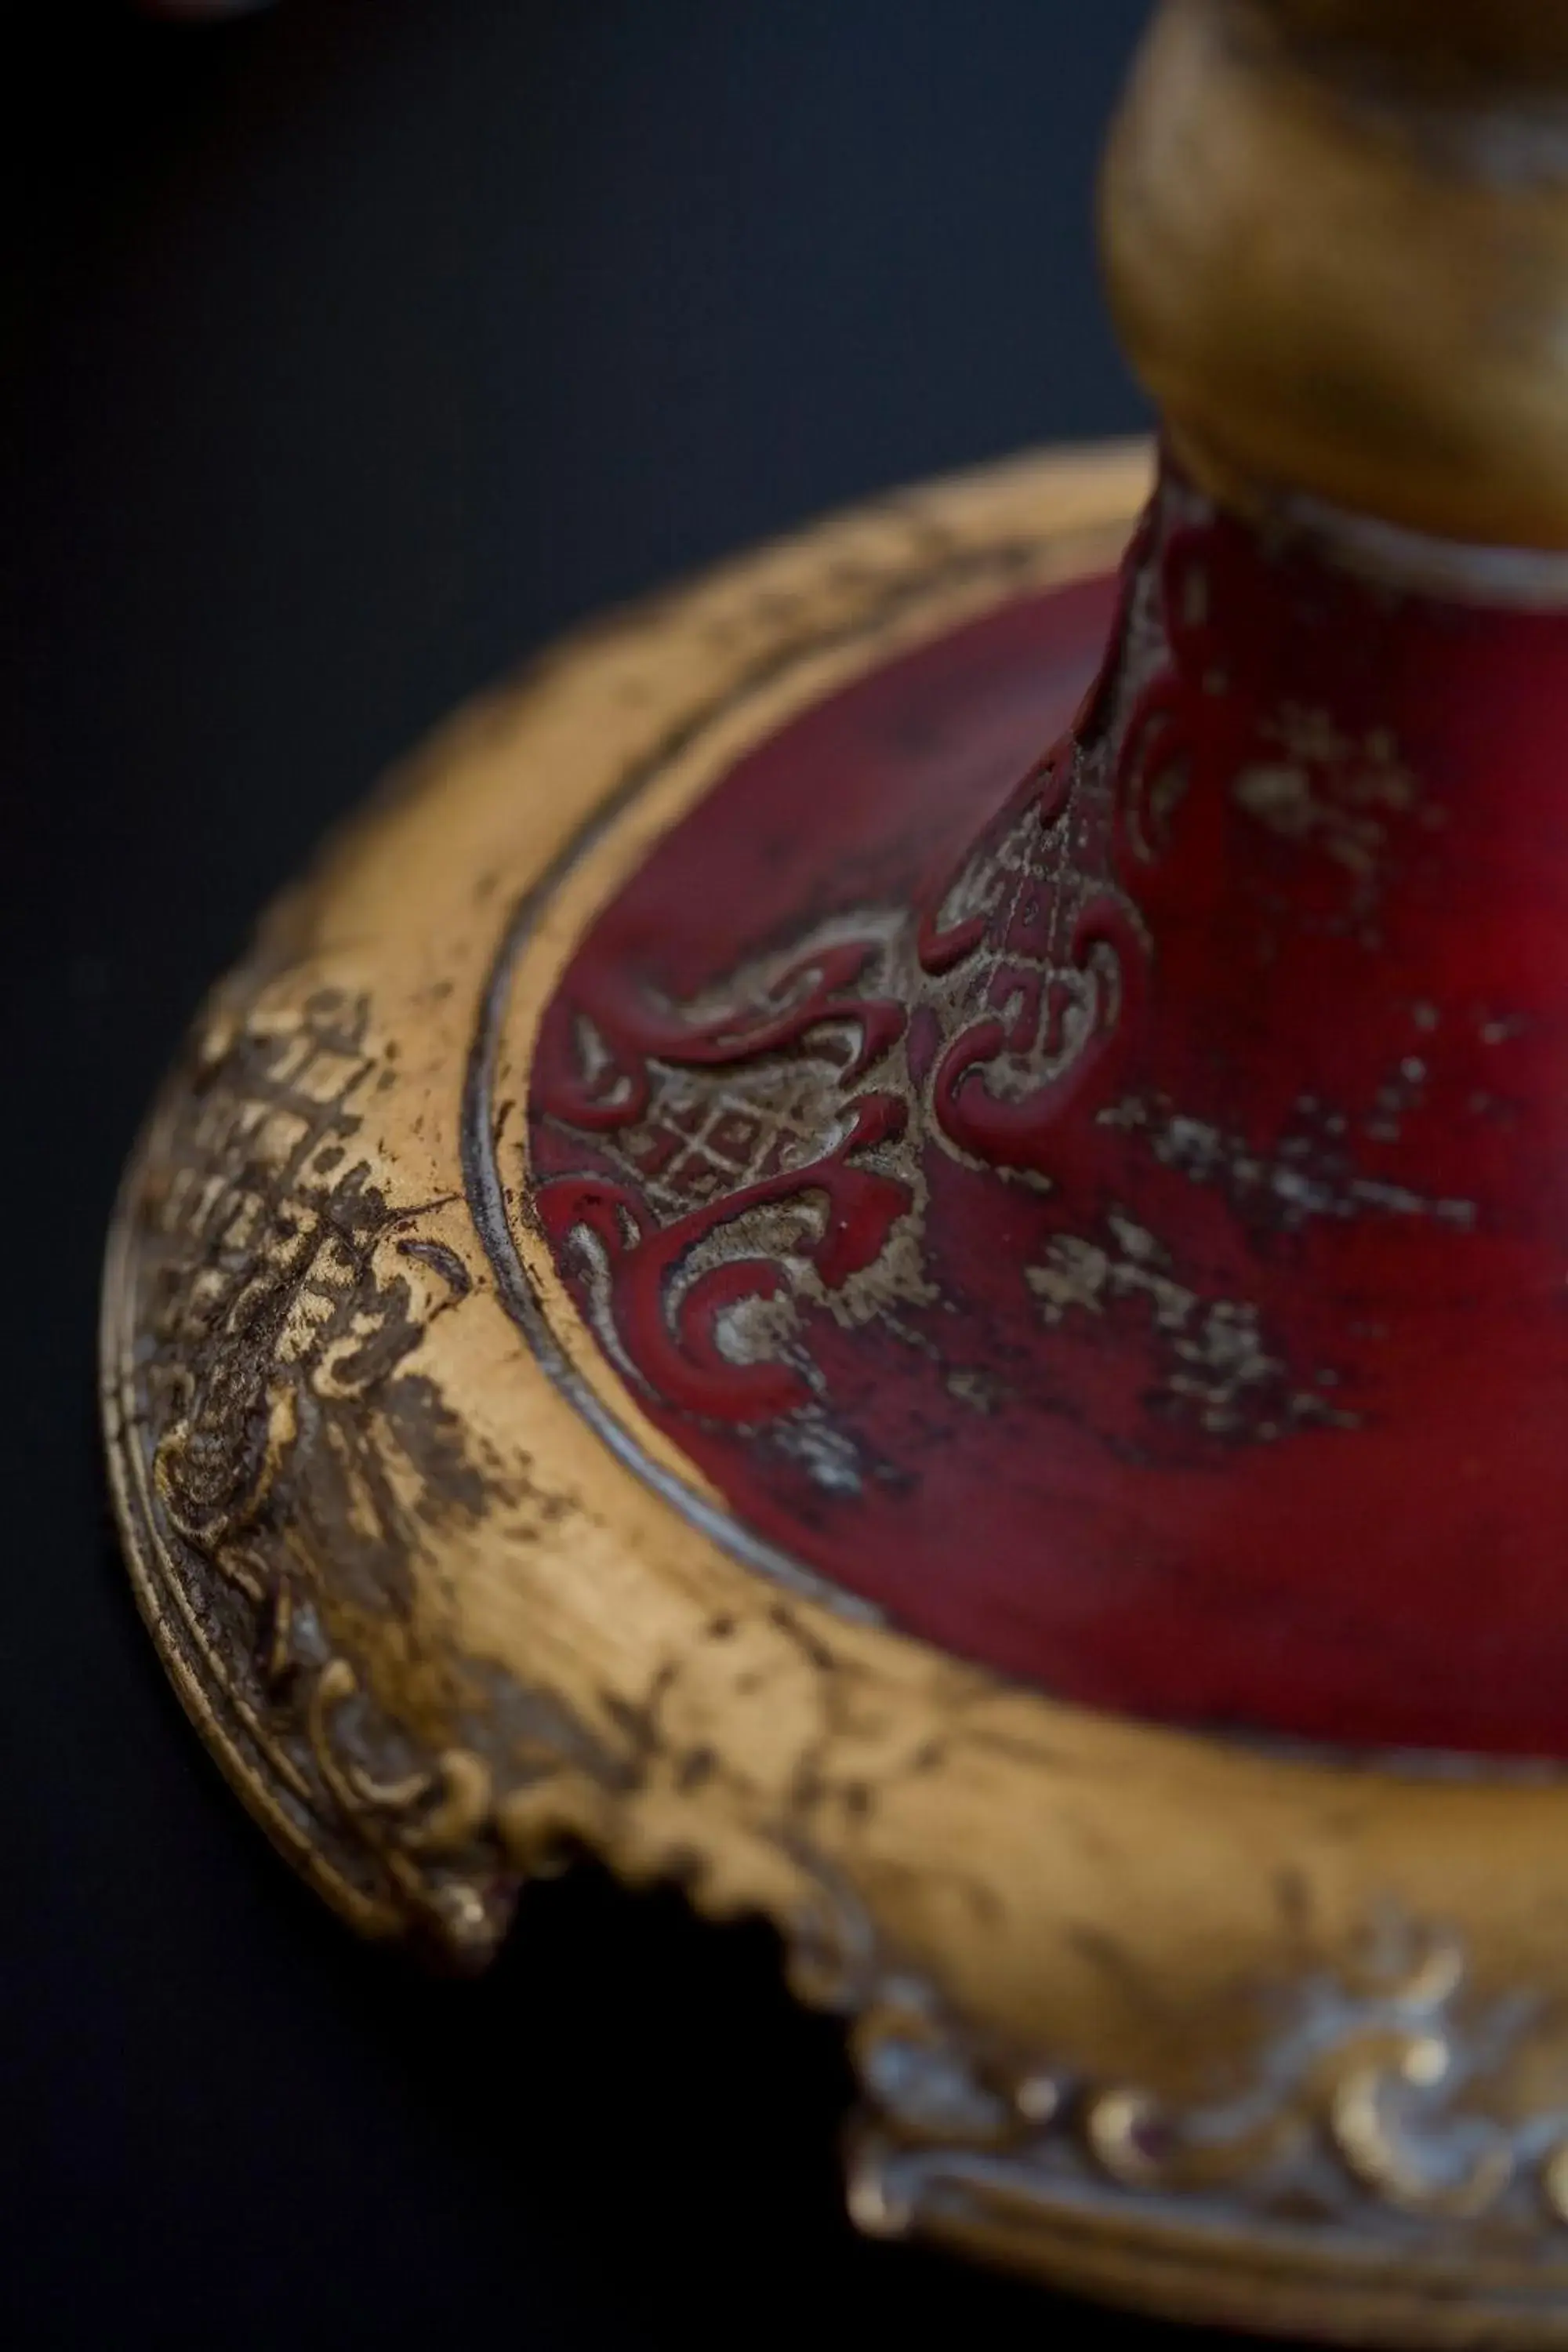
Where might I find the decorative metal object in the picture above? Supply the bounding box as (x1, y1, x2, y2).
(103, 3, 1568, 2338)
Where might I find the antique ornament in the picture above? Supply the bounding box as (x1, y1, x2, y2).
(103, 3, 1568, 2341)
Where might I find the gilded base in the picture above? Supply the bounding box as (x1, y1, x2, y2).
(103, 441, 1568, 2345)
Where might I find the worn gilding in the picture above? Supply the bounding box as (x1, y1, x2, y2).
(1102, 0, 1568, 547)
(103, 447, 1568, 2344)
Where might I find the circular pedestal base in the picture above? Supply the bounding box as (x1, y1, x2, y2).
(103, 443, 1568, 2346)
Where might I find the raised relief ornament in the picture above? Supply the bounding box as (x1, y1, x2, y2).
(103, 3, 1568, 2339)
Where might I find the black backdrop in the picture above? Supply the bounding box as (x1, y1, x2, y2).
(4, 5, 1300, 2345)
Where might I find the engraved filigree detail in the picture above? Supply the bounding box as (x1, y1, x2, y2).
(111, 978, 527, 1955)
(529, 481, 1382, 1460)
(849, 1921, 1568, 2256)
(108, 1010, 1568, 2266)
(100, 461, 1568, 2346)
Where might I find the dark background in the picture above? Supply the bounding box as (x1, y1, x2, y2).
(2, 5, 1298, 2345)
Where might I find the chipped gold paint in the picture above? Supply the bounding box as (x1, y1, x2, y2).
(103, 445, 1568, 2343)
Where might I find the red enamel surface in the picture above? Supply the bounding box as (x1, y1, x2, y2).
(527, 481, 1568, 1757)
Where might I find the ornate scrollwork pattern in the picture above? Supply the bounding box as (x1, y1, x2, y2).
(528, 476, 1384, 1467)
(101, 448, 1568, 2352)
(851, 1921, 1568, 2259)
(111, 977, 526, 1953)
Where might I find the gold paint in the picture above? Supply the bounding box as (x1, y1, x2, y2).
(1103, 0, 1568, 546)
(102, 445, 1568, 2341)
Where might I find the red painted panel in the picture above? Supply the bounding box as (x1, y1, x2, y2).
(528, 474, 1568, 1758)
